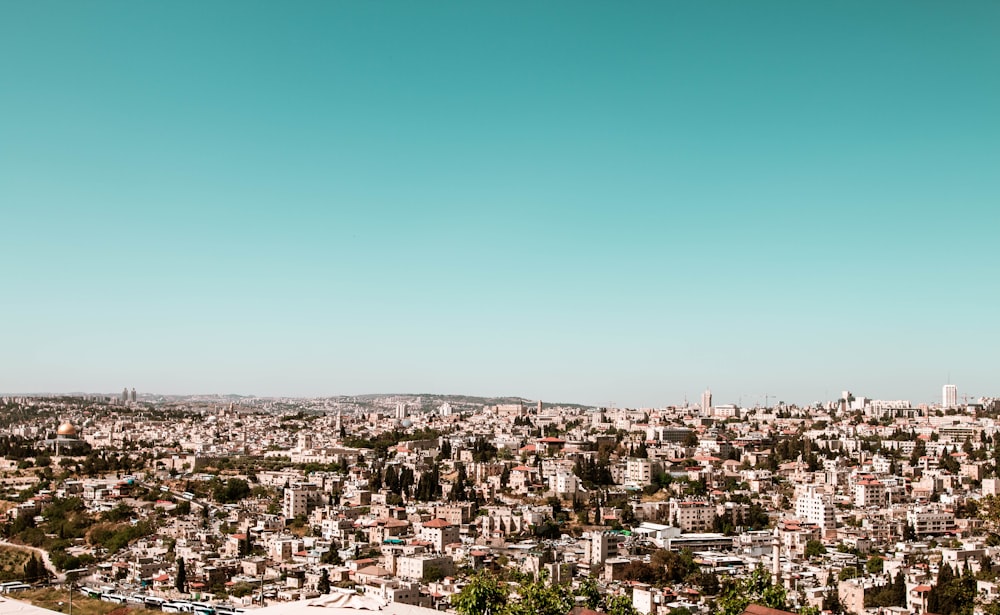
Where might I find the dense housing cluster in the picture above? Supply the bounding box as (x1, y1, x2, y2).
(2, 387, 1000, 615)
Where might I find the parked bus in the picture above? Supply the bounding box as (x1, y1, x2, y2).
(144, 596, 167, 609)
(190, 602, 215, 615)
(0, 582, 31, 594)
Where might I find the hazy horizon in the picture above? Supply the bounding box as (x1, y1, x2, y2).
(0, 383, 971, 410)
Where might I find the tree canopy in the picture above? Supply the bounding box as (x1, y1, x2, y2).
(716, 567, 787, 615)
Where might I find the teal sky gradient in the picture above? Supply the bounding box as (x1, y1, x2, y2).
(2, 1, 998, 407)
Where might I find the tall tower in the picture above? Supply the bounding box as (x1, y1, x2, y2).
(130, 388, 137, 403)
(701, 389, 712, 417)
(772, 528, 781, 585)
(121, 387, 129, 404)
(943, 384, 958, 408)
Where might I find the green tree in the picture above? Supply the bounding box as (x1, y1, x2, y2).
(505, 573, 574, 615)
(214, 478, 252, 503)
(716, 567, 787, 615)
(822, 571, 843, 614)
(940, 454, 960, 474)
(689, 571, 721, 595)
(605, 594, 640, 615)
(102, 502, 135, 522)
(176, 557, 187, 593)
(805, 540, 826, 558)
(23, 555, 46, 582)
(575, 577, 602, 610)
(866, 555, 884, 574)
(452, 570, 508, 615)
(317, 568, 331, 594)
(423, 565, 445, 583)
(838, 567, 858, 582)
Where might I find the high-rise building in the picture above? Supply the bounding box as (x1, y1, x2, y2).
(395, 403, 408, 419)
(943, 384, 958, 408)
(588, 531, 623, 565)
(624, 458, 653, 488)
(795, 486, 836, 531)
(129, 388, 136, 403)
(121, 387, 129, 404)
(701, 389, 712, 417)
(283, 482, 323, 519)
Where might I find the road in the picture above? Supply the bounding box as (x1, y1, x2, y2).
(0, 538, 64, 582)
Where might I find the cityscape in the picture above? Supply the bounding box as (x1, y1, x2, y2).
(1, 385, 1000, 615)
(2, 2, 999, 615)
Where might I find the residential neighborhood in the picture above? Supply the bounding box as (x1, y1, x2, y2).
(2, 388, 1000, 615)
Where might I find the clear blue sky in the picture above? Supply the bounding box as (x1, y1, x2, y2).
(2, 1, 998, 407)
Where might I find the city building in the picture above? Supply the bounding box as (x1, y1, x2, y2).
(943, 384, 958, 408)
(418, 519, 459, 553)
(907, 506, 956, 536)
(283, 482, 324, 519)
(669, 500, 714, 532)
(624, 458, 653, 488)
(795, 486, 836, 531)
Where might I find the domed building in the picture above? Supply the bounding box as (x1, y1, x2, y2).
(45, 420, 85, 455)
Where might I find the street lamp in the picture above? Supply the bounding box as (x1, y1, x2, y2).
(64, 568, 89, 615)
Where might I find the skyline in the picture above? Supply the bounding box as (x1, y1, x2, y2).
(2, 1, 999, 407)
(0, 380, 978, 411)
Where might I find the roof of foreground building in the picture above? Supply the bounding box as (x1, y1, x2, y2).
(252, 593, 440, 615)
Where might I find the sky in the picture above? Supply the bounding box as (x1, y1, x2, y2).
(1, 1, 998, 408)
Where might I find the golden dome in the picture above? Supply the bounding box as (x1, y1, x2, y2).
(56, 421, 77, 437)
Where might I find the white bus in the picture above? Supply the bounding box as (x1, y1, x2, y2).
(0, 582, 30, 594)
(144, 596, 167, 609)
